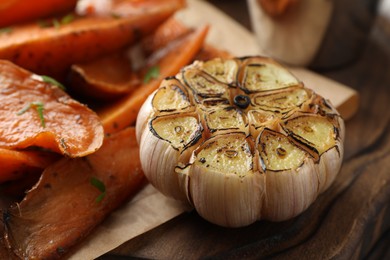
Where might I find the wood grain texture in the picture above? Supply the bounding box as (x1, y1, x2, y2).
(101, 1, 390, 259)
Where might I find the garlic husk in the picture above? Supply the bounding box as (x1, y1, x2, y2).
(138, 112, 203, 201)
(188, 133, 265, 227)
(316, 117, 345, 193)
(139, 127, 200, 201)
(261, 159, 320, 221)
(190, 167, 264, 227)
(136, 92, 155, 143)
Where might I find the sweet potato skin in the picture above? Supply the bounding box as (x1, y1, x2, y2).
(0, 0, 185, 79)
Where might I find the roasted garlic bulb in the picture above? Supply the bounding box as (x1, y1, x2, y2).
(136, 56, 344, 227)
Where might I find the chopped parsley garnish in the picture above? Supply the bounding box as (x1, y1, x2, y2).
(53, 19, 61, 29)
(37, 20, 52, 28)
(143, 65, 160, 84)
(111, 13, 121, 19)
(17, 101, 46, 128)
(61, 14, 75, 25)
(37, 14, 75, 29)
(90, 177, 106, 203)
(0, 27, 12, 34)
(41, 75, 66, 91)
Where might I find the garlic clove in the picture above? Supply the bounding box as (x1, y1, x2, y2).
(139, 114, 203, 201)
(203, 106, 248, 137)
(261, 159, 320, 221)
(150, 114, 202, 150)
(252, 87, 310, 114)
(152, 77, 192, 113)
(282, 114, 338, 155)
(257, 128, 309, 172)
(182, 68, 230, 101)
(189, 133, 264, 227)
(247, 109, 279, 136)
(199, 58, 239, 84)
(239, 57, 301, 93)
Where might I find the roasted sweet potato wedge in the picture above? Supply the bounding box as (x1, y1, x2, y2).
(0, 148, 59, 183)
(98, 25, 209, 133)
(0, 0, 77, 28)
(69, 52, 140, 101)
(194, 43, 233, 61)
(68, 16, 191, 101)
(0, 0, 185, 79)
(2, 127, 145, 259)
(141, 17, 192, 55)
(0, 60, 104, 157)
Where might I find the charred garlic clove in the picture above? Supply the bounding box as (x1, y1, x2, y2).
(203, 106, 247, 136)
(283, 115, 337, 155)
(152, 80, 191, 113)
(136, 56, 344, 227)
(258, 129, 309, 171)
(239, 58, 301, 93)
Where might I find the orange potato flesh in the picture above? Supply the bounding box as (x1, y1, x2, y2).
(98, 25, 209, 133)
(3, 127, 145, 259)
(0, 148, 60, 183)
(0, 0, 185, 79)
(0, 60, 104, 157)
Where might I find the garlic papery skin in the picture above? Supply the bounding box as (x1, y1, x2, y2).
(136, 56, 345, 227)
(190, 166, 264, 227)
(261, 160, 320, 221)
(189, 133, 264, 227)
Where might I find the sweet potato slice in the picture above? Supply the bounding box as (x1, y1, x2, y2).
(195, 43, 233, 61)
(0, 0, 185, 78)
(2, 127, 145, 259)
(98, 25, 209, 133)
(0, 60, 103, 157)
(142, 17, 192, 55)
(0, 0, 77, 28)
(0, 148, 59, 183)
(69, 52, 140, 101)
(67, 16, 192, 102)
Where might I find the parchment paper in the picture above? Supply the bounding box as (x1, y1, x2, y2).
(69, 1, 357, 259)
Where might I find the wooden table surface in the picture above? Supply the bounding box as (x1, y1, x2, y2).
(101, 1, 390, 259)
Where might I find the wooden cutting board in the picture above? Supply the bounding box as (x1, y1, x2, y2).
(175, 0, 359, 120)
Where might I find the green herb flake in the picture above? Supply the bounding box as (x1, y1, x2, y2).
(53, 19, 60, 29)
(0, 27, 12, 34)
(17, 101, 46, 128)
(143, 65, 160, 84)
(90, 177, 106, 203)
(37, 19, 51, 28)
(61, 14, 75, 25)
(33, 101, 45, 128)
(41, 75, 66, 91)
(111, 13, 121, 19)
(16, 104, 32, 116)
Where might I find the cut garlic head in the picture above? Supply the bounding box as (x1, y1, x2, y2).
(136, 56, 344, 227)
